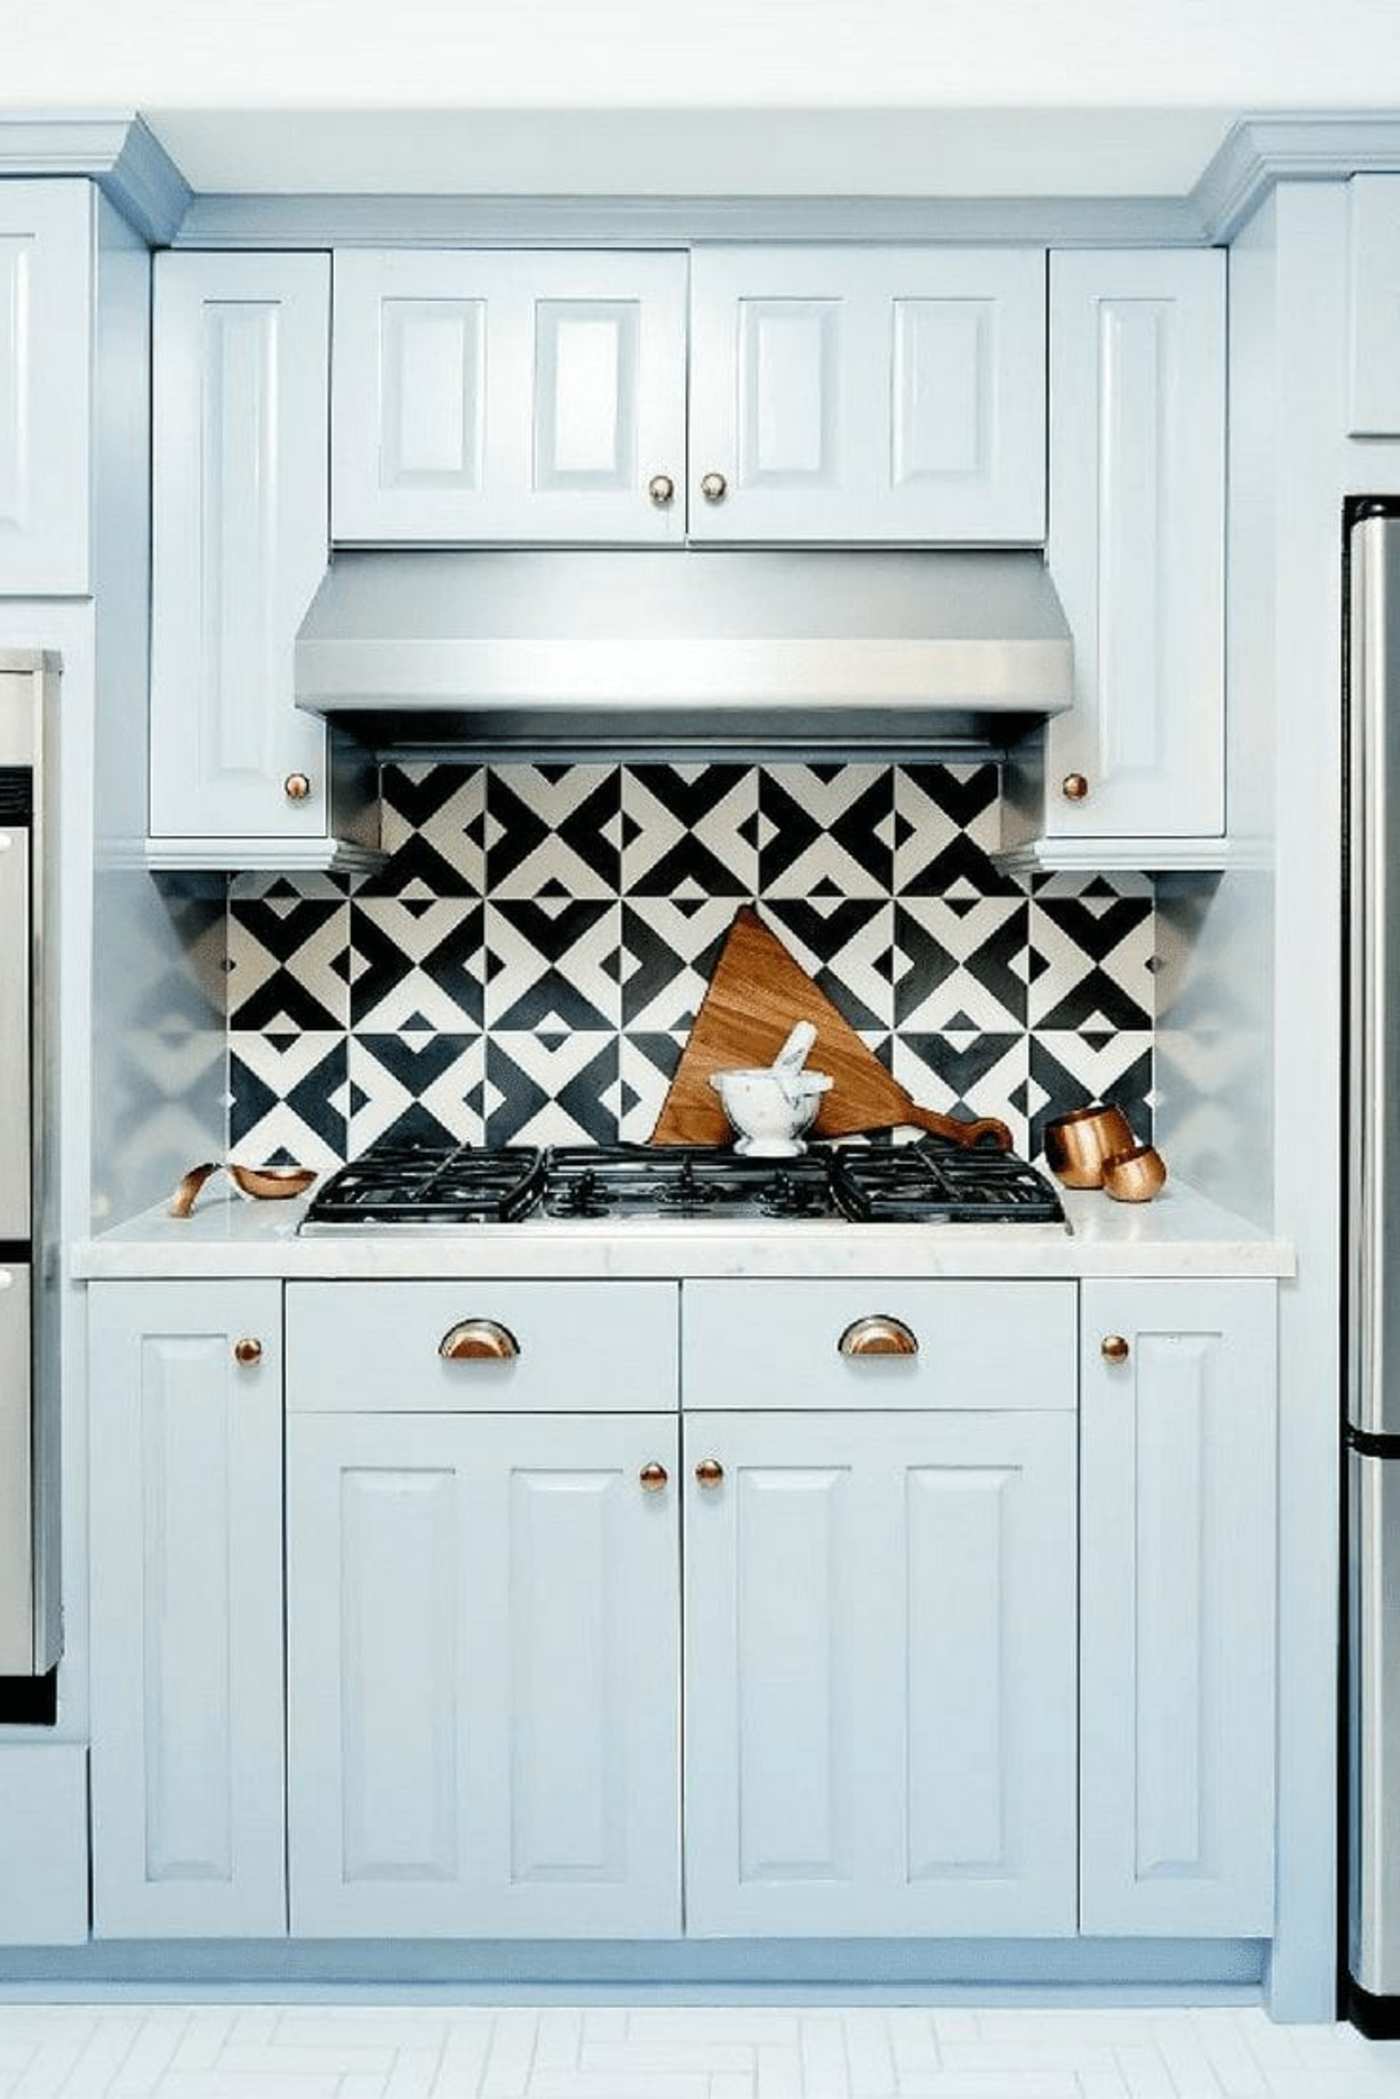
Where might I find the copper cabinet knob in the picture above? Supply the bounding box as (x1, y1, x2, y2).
(284, 772, 312, 802)
(232, 1337, 263, 1367)
(1101, 1333, 1131, 1365)
(694, 1458, 725, 1488)
(838, 1314, 919, 1358)
(700, 471, 728, 503)
(648, 473, 675, 507)
(1061, 773, 1090, 802)
(439, 1318, 520, 1361)
(639, 1461, 669, 1492)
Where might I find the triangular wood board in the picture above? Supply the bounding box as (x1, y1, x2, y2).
(650, 907, 1010, 1151)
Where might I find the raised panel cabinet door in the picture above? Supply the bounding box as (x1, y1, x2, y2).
(688, 246, 1045, 543)
(288, 1412, 680, 1937)
(87, 1282, 286, 1938)
(1349, 178, 1400, 435)
(0, 181, 91, 595)
(1046, 249, 1225, 838)
(1080, 1280, 1277, 1935)
(684, 1410, 1076, 1936)
(150, 251, 329, 839)
(332, 250, 687, 543)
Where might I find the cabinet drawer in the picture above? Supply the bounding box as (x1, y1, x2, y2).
(287, 1281, 678, 1412)
(683, 1281, 1075, 1411)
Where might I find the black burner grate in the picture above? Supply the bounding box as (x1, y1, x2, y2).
(831, 1141, 1064, 1224)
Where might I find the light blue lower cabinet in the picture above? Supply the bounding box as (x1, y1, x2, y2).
(286, 1411, 682, 1937)
(1080, 1280, 1278, 1935)
(683, 1409, 1079, 1937)
(88, 1282, 287, 1939)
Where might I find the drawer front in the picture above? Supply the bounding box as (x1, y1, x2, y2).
(288, 1282, 678, 1413)
(683, 1281, 1075, 1411)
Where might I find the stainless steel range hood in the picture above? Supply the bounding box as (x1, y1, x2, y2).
(295, 549, 1072, 757)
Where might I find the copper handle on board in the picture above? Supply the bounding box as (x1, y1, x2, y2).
(1101, 1334, 1131, 1365)
(639, 1461, 669, 1492)
(839, 1314, 920, 1358)
(439, 1318, 520, 1362)
(695, 1458, 725, 1488)
(233, 1337, 263, 1367)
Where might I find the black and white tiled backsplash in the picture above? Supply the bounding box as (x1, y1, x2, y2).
(226, 762, 1156, 1168)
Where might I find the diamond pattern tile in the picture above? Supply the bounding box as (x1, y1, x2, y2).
(219, 762, 1157, 1167)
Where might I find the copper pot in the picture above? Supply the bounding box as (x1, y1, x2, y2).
(1043, 1104, 1136, 1189)
(1102, 1144, 1168, 1203)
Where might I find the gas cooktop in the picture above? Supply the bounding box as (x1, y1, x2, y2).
(300, 1139, 1065, 1230)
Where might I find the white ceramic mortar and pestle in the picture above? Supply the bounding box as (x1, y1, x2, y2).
(708, 1021, 834, 1157)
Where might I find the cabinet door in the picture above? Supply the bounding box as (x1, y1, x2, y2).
(288, 1412, 680, 1937)
(88, 1282, 285, 1938)
(332, 251, 687, 544)
(1080, 1280, 1276, 1934)
(684, 1409, 1076, 1936)
(150, 252, 330, 839)
(0, 181, 90, 595)
(688, 246, 1045, 544)
(1349, 177, 1400, 435)
(1046, 250, 1225, 838)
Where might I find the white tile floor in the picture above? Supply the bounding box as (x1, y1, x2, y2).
(0, 2006, 1392, 2099)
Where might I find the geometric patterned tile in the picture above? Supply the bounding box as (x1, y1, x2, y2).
(484, 899, 622, 1032)
(621, 764, 759, 898)
(347, 1032, 485, 1153)
(360, 761, 486, 898)
(487, 764, 623, 898)
(892, 895, 1029, 1032)
(349, 898, 487, 1031)
(228, 881, 350, 1030)
(618, 1030, 686, 1144)
(1028, 874, 1155, 1031)
(484, 1032, 619, 1147)
(893, 761, 1017, 898)
(619, 898, 736, 1032)
(228, 1030, 348, 1169)
(761, 897, 895, 1032)
(1028, 1031, 1155, 1162)
(757, 763, 894, 898)
(893, 1031, 1031, 1159)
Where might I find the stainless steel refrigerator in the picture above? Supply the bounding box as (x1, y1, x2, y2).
(1346, 499, 1400, 2033)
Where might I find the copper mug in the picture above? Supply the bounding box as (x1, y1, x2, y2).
(1102, 1143, 1168, 1203)
(1043, 1104, 1136, 1189)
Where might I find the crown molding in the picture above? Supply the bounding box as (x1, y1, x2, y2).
(1193, 111, 1400, 241)
(0, 111, 191, 243)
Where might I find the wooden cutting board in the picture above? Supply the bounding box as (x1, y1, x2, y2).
(651, 906, 1011, 1151)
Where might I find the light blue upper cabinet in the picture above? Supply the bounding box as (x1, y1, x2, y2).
(331, 250, 688, 545)
(1080, 1280, 1276, 1936)
(88, 1281, 287, 1939)
(1349, 177, 1400, 436)
(149, 251, 379, 869)
(1038, 249, 1226, 843)
(688, 246, 1047, 544)
(0, 181, 91, 596)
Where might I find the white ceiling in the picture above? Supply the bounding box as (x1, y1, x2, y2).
(8, 0, 1400, 197)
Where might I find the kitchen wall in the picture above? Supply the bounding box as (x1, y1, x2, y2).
(226, 760, 1156, 1165)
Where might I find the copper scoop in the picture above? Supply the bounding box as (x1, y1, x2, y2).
(170, 1161, 316, 1218)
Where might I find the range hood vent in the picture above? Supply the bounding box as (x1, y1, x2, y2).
(295, 549, 1072, 758)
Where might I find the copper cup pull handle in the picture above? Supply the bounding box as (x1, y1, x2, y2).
(170, 1162, 220, 1219)
(439, 1318, 520, 1362)
(838, 1314, 919, 1358)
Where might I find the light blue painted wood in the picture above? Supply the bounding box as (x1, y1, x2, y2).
(149, 251, 333, 844)
(688, 247, 1046, 545)
(0, 1745, 88, 1945)
(1347, 177, 1400, 436)
(684, 1409, 1077, 1937)
(1041, 248, 1226, 842)
(1080, 1280, 1276, 1937)
(0, 181, 92, 596)
(87, 1282, 287, 1939)
(332, 250, 688, 545)
(287, 1281, 679, 1412)
(682, 1280, 1076, 1413)
(287, 1411, 681, 1938)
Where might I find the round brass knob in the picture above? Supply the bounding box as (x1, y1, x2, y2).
(1101, 1334, 1131, 1365)
(700, 471, 728, 503)
(648, 472, 675, 507)
(284, 772, 312, 802)
(1061, 773, 1089, 802)
(639, 1461, 669, 1492)
(233, 1337, 263, 1367)
(695, 1458, 725, 1488)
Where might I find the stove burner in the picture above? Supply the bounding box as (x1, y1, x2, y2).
(302, 1135, 1064, 1230)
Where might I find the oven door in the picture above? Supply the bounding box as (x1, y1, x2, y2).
(0, 1262, 31, 1672)
(0, 822, 29, 1244)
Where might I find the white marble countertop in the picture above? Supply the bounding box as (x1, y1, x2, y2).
(72, 1179, 1294, 1281)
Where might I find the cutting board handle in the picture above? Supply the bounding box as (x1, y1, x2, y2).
(904, 1106, 1013, 1152)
